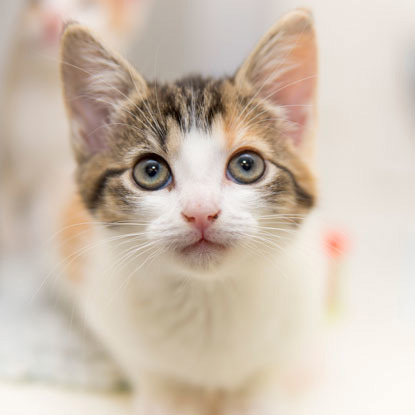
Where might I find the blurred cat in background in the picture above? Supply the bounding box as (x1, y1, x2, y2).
(0, 0, 152, 254)
(22, 0, 150, 52)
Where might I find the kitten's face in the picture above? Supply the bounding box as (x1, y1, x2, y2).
(61, 11, 318, 270)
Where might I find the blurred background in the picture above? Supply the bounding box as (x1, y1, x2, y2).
(0, 0, 414, 413)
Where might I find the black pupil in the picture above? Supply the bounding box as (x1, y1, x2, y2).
(145, 161, 160, 178)
(239, 156, 253, 171)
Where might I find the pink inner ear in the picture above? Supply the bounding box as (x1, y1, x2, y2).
(273, 73, 314, 146)
(257, 32, 317, 147)
(72, 97, 110, 154)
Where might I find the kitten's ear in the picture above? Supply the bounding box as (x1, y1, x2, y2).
(60, 23, 147, 163)
(235, 9, 317, 157)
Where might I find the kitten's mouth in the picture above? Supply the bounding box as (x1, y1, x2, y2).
(180, 237, 227, 256)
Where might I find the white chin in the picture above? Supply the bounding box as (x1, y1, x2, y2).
(177, 240, 229, 269)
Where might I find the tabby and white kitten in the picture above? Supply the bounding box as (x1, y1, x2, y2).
(60, 9, 326, 414)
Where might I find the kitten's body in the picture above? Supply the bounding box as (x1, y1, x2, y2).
(84, 214, 325, 388)
(62, 193, 325, 412)
(59, 10, 326, 413)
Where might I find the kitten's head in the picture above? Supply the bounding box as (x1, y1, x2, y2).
(60, 10, 318, 271)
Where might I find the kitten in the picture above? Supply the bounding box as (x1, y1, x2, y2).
(59, 9, 326, 414)
(0, 0, 151, 253)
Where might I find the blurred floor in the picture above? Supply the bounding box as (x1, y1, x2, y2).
(1, 320, 414, 414)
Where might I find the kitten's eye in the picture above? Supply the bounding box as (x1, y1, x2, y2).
(133, 155, 172, 190)
(227, 151, 265, 184)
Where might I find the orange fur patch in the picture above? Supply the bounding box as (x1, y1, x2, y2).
(59, 192, 94, 284)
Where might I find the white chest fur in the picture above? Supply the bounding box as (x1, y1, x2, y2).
(77, 214, 326, 390)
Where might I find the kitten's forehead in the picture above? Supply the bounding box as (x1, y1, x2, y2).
(131, 77, 277, 160)
(173, 125, 227, 186)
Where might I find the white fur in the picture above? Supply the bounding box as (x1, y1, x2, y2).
(70, 126, 327, 413)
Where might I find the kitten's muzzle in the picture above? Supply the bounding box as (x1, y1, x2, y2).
(180, 237, 226, 257)
(179, 207, 226, 257)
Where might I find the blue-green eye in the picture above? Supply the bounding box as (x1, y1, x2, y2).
(133, 155, 172, 190)
(227, 151, 265, 184)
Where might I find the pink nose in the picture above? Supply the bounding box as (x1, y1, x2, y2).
(181, 208, 221, 232)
